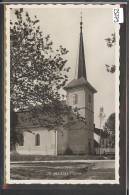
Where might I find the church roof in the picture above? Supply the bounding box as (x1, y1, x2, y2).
(78, 19, 87, 80)
(15, 110, 58, 129)
(15, 107, 85, 132)
(64, 77, 97, 93)
(64, 15, 97, 93)
(14, 103, 86, 131)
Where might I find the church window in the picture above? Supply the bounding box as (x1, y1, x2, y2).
(35, 133, 40, 146)
(88, 94, 91, 103)
(19, 135, 24, 146)
(73, 94, 78, 105)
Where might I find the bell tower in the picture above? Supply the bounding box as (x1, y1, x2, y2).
(64, 14, 97, 118)
(64, 14, 97, 154)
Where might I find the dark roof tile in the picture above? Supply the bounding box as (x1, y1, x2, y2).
(64, 77, 97, 93)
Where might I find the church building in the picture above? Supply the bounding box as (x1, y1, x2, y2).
(16, 16, 97, 156)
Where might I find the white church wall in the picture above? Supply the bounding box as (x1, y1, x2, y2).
(16, 128, 56, 155)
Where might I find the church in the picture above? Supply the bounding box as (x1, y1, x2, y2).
(16, 17, 97, 156)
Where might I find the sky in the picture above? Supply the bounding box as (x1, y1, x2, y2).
(11, 6, 118, 128)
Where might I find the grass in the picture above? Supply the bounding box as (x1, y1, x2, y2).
(10, 161, 115, 180)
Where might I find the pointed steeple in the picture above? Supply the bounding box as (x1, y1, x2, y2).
(77, 13, 87, 80)
(64, 13, 97, 93)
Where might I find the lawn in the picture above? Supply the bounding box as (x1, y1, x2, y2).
(10, 161, 115, 180)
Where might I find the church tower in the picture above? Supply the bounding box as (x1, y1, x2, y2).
(64, 14, 97, 154)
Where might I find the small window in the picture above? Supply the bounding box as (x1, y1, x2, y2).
(19, 135, 24, 146)
(73, 94, 78, 105)
(88, 94, 91, 103)
(35, 133, 40, 146)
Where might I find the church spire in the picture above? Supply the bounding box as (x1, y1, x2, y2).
(77, 12, 87, 80)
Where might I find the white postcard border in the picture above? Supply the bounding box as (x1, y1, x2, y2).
(5, 3, 120, 184)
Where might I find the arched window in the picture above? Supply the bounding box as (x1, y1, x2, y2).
(73, 94, 78, 105)
(88, 94, 91, 103)
(35, 133, 40, 146)
(19, 134, 24, 146)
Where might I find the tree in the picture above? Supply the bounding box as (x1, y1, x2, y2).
(10, 8, 71, 148)
(105, 33, 116, 73)
(105, 33, 115, 48)
(10, 8, 70, 111)
(103, 113, 115, 147)
(10, 104, 23, 150)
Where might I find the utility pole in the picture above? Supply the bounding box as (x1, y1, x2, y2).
(98, 106, 105, 156)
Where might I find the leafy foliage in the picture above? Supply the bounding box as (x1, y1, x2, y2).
(10, 105, 23, 149)
(105, 64, 116, 73)
(105, 33, 115, 48)
(103, 113, 115, 147)
(105, 33, 116, 73)
(10, 8, 70, 111)
(10, 8, 71, 148)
